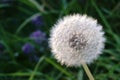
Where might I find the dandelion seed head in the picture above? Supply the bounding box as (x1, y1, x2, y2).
(49, 14, 105, 67)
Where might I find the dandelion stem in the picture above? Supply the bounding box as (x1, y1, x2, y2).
(82, 63, 94, 80)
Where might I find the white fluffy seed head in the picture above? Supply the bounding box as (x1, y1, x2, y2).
(49, 14, 105, 67)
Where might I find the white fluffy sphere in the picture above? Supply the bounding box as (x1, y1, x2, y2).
(49, 14, 105, 67)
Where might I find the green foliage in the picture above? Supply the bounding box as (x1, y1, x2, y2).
(0, 0, 120, 80)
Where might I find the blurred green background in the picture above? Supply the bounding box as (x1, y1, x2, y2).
(0, 0, 120, 80)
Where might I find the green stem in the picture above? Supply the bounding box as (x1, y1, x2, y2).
(15, 13, 40, 34)
(29, 56, 45, 80)
(29, 0, 46, 14)
(82, 63, 94, 80)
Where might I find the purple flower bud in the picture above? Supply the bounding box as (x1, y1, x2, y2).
(32, 15, 43, 26)
(22, 43, 35, 54)
(30, 30, 46, 44)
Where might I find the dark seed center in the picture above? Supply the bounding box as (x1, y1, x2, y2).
(69, 34, 87, 50)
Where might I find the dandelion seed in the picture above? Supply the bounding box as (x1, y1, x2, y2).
(49, 14, 105, 67)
